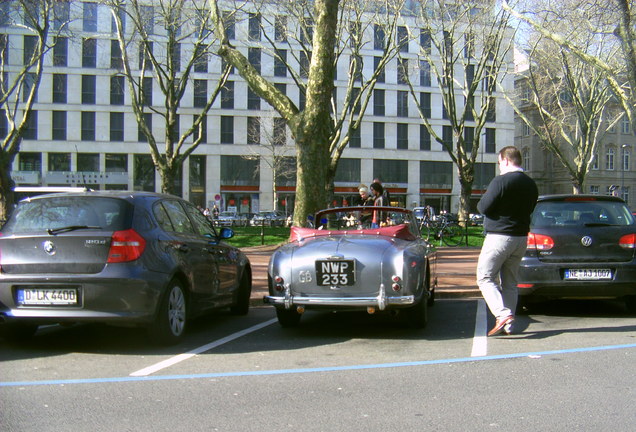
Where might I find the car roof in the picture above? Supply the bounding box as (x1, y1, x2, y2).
(537, 194, 626, 204)
(18, 190, 179, 203)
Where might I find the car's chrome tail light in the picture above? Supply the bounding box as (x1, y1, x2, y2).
(527, 233, 554, 250)
(274, 275, 285, 291)
(619, 233, 636, 249)
(107, 229, 146, 263)
(391, 275, 402, 291)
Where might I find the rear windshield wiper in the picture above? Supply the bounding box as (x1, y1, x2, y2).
(47, 225, 102, 235)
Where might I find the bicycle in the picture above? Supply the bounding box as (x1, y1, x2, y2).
(419, 213, 465, 247)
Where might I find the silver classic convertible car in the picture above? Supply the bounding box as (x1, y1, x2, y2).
(264, 207, 437, 328)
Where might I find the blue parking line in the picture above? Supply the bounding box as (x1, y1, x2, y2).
(2, 342, 635, 388)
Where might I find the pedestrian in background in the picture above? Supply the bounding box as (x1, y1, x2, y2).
(358, 185, 374, 227)
(476, 146, 538, 336)
(370, 182, 385, 228)
(373, 177, 391, 206)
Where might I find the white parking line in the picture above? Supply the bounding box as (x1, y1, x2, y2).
(130, 318, 278, 377)
(471, 299, 488, 357)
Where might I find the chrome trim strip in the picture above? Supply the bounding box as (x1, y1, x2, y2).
(263, 294, 415, 308)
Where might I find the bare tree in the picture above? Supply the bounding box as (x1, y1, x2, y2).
(105, 0, 230, 195)
(208, 0, 403, 226)
(504, 2, 624, 194)
(405, 0, 516, 223)
(0, 0, 59, 221)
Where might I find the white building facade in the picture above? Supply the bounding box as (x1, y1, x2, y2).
(3, 0, 514, 214)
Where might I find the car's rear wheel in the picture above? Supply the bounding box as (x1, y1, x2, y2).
(402, 279, 429, 329)
(276, 307, 302, 327)
(149, 280, 187, 345)
(230, 270, 251, 315)
(0, 323, 38, 342)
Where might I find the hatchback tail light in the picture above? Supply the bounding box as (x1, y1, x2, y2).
(619, 233, 636, 249)
(527, 233, 554, 250)
(107, 229, 146, 263)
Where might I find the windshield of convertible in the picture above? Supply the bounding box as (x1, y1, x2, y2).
(315, 207, 419, 233)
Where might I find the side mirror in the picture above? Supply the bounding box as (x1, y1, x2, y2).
(219, 227, 234, 239)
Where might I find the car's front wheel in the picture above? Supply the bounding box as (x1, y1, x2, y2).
(276, 307, 302, 327)
(149, 280, 187, 345)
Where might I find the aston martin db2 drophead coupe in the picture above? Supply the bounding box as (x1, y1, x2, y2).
(264, 206, 437, 328)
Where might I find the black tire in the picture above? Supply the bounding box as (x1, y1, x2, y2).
(442, 223, 464, 247)
(0, 323, 38, 342)
(149, 280, 187, 345)
(402, 279, 429, 329)
(276, 307, 302, 327)
(230, 270, 252, 315)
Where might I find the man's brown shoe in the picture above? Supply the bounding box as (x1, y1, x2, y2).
(488, 315, 514, 336)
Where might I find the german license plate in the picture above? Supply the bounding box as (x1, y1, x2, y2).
(315, 260, 356, 286)
(17, 288, 79, 305)
(564, 269, 612, 281)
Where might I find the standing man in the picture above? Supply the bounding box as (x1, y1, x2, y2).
(373, 177, 391, 206)
(477, 146, 538, 336)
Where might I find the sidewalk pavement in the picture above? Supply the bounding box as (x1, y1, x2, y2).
(243, 245, 481, 306)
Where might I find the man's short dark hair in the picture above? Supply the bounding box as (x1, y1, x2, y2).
(499, 146, 522, 167)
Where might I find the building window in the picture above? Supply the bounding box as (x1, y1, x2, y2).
(142, 77, 153, 105)
(335, 158, 361, 183)
(420, 60, 431, 87)
(23, 111, 38, 140)
(171, 43, 181, 71)
(48, 153, 71, 172)
(485, 128, 496, 153)
(22, 73, 37, 102)
(193, 45, 208, 73)
(589, 185, 599, 195)
(275, 83, 286, 95)
(193, 79, 207, 108)
(193, 115, 207, 144)
(397, 26, 408, 52)
(300, 51, 310, 79)
(106, 153, 127, 172)
(220, 116, 233, 144)
(247, 117, 260, 145)
(82, 38, 96, 68)
(442, 125, 453, 150)
(78, 153, 99, 172)
(374, 56, 385, 83)
(110, 40, 123, 69)
(397, 91, 409, 117)
(373, 89, 385, 116)
(300, 18, 313, 45)
(23, 35, 36, 65)
(111, 6, 126, 33)
(420, 125, 431, 150)
(223, 11, 235, 39)
(52, 111, 67, 140)
(275, 15, 287, 42)
(349, 126, 360, 148)
(134, 154, 155, 191)
(83, 1, 98, 32)
(397, 123, 409, 150)
(374, 159, 407, 184)
(248, 12, 261, 41)
(139, 41, 153, 71)
(138, 113, 152, 142)
(53, 1, 70, 30)
(221, 156, 259, 187)
(466, 64, 475, 89)
(19, 152, 42, 171)
(522, 148, 530, 171)
(622, 116, 631, 134)
(0, 109, 7, 139)
(622, 187, 630, 205)
(522, 122, 531, 136)
(592, 153, 599, 170)
(622, 147, 631, 171)
(373, 122, 385, 149)
(420, 161, 453, 188)
(81, 75, 96, 104)
(273, 118, 286, 146)
(52, 74, 67, 103)
(247, 88, 260, 110)
(81, 111, 95, 141)
(247, 47, 261, 73)
(486, 98, 496, 122)
(53, 37, 68, 66)
(397, 58, 408, 85)
(274, 49, 287, 77)
(373, 24, 385, 50)
(110, 76, 125, 105)
(110, 112, 124, 141)
(464, 127, 475, 152)
(221, 81, 234, 109)
(140, 5, 154, 34)
(606, 148, 615, 170)
(420, 29, 431, 52)
(420, 92, 431, 118)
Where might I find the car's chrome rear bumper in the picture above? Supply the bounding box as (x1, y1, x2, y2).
(264, 284, 415, 311)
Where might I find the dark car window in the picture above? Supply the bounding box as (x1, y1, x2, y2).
(182, 202, 217, 237)
(532, 200, 634, 227)
(156, 200, 195, 235)
(2, 196, 129, 233)
(154, 202, 175, 232)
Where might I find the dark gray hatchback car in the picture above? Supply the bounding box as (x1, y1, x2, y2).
(518, 195, 636, 312)
(0, 191, 252, 344)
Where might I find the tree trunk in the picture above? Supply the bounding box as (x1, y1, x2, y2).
(0, 156, 15, 223)
(458, 180, 473, 226)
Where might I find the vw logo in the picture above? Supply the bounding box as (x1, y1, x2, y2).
(580, 236, 593, 247)
(43, 240, 57, 256)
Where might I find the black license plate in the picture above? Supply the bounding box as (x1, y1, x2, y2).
(315, 259, 356, 286)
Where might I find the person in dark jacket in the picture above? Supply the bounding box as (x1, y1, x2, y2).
(477, 146, 538, 336)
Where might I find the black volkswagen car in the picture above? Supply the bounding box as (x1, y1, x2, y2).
(0, 191, 252, 344)
(518, 195, 636, 312)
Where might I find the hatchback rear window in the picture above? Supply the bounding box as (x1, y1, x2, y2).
(532, 200, 634, 227)
(2, 196, 131, 233)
